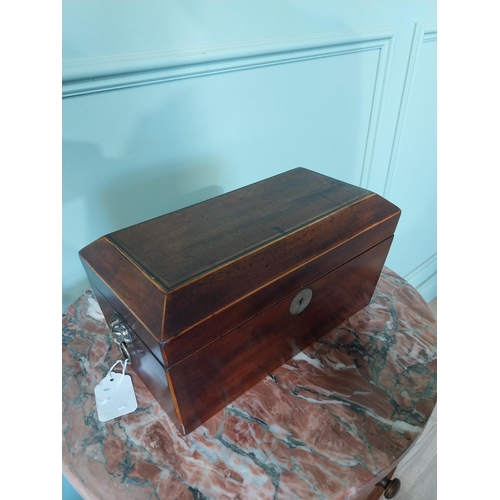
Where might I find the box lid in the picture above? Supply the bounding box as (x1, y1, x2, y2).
(80, 168, 400, 359)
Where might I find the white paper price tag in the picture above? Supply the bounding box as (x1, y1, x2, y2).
(94, 360, 138, 422)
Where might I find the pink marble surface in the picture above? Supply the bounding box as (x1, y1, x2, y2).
(62, 267, 437, 500)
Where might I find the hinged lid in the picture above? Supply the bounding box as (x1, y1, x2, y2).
(80, 168, 400, 360)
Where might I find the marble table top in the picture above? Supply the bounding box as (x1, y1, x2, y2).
(62, 267, 437, 500)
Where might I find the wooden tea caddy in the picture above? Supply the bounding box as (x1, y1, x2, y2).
(79, 167, 401, 434)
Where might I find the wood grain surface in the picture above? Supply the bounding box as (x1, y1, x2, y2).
(78, 168, 401, 435)
(169, 237, 393, 434)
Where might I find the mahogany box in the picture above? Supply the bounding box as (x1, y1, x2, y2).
(79, 167, 401, 434)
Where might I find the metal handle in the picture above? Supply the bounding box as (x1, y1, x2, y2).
(109, 314, 134, 363)
(118, 341, 132, 364)
(376, 476, 401, 499)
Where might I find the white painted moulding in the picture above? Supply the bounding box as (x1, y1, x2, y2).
(383, 24, 437, 198)
(62, 28, 396, 97)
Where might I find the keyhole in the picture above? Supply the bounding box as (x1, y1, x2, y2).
(289, 288, 313, 315)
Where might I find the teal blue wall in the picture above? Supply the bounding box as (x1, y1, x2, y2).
(62, 474, 82, 500)
(63, 2, 436, 307)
